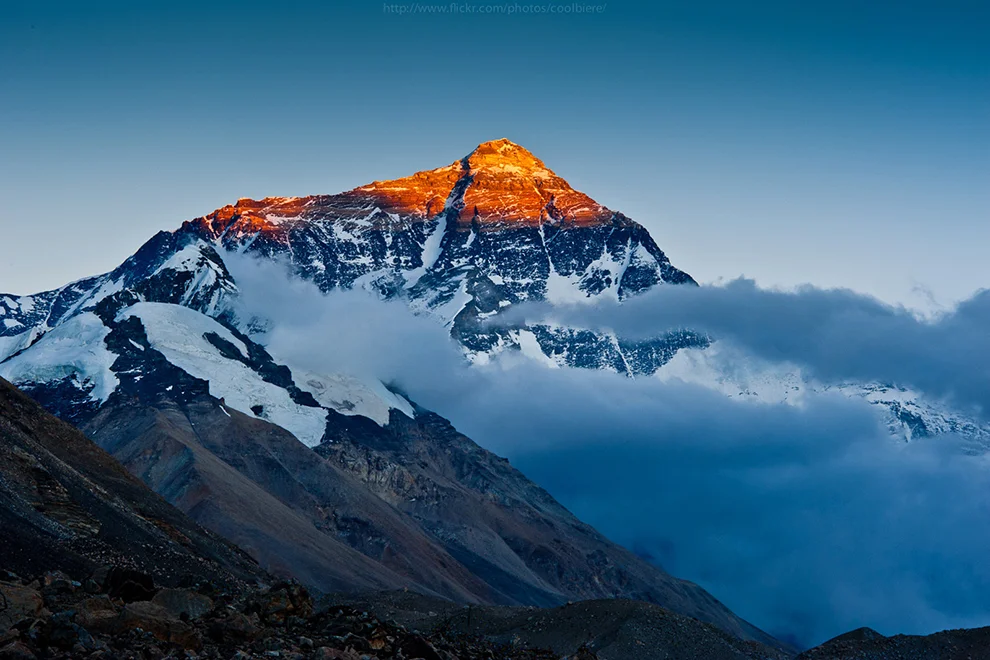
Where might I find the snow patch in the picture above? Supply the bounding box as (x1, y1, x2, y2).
(120, 302, 328, 447)
(656, 344, 808, 404)
(291, 368, 414, 427)
(545, 269, 591, 305)
(157, 244, 208, 274)
(405, 215, 447, 289)
(0, 313, 119, 403)
(0, 328, 44, 363)
(516, 330, 561, 368)
(428, 279, 472, 327)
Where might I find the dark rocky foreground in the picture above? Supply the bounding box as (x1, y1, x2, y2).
(0, 373, 782, 660)
(332, 591, 791, 660)
(0, 569, 565, 660)
(0, 569, 786, 660)
(4, 568, 990, 660)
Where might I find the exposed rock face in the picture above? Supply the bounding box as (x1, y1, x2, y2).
(0, 231, 236, 342)
(0, 582, 47, 631)
(175, 138, 703, 373)
(80, 395, 497, 602)
(313, 406, 783, 647)
(185, 138, 617, 237)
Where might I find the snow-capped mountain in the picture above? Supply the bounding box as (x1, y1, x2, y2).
(2, 138, 986, 447)
(174, 138, 707, 373)
(0, 141, 804, 646)
(4, 137, 982, 652)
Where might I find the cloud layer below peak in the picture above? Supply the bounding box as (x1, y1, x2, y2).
(227, 255, 990, 648)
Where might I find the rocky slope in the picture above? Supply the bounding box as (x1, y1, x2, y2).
(79, 394, 487, 602)
(334, 590, 792, 660)
(0, 277, 782, 646)
(0, 568, 791, 660)
(0, 376, 263, 589)
(0, 375, 788, 658)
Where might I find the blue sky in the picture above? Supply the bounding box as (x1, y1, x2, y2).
(1, 0, 987, 306)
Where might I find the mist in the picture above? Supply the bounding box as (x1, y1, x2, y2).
(507, 279, 990, 419)
(227, 255, 990, 648)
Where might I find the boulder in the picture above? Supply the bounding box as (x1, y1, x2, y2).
(208, 612, 259, 644)
(399, 635, 443, 660)
(0, 582, 46, 631)
(250, 582, 313, 626)
(39, 571, 77, 595)
(41, 611, 98, 652)
(72, 596, 120, 632)
(151, 589, 213, 622)
(116, 601, 201, 650)
(103, 568, 156, 603)
(0, 641, 35, 660)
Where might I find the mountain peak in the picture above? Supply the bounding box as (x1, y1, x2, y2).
(452, 139, 609, 227)
(466, 138, 547, 170)
(188, 140, 616, 239)
(475, 137, 523, 149)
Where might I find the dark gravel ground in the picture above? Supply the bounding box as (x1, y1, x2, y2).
(331, 590, 792, 660)
(0, 569, 569, 660)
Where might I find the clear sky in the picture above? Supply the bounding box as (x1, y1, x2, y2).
(2, 0, 987, 308)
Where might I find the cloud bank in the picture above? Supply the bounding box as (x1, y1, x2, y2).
(227, 255, 990, 648)
(506, 279, 990, 419)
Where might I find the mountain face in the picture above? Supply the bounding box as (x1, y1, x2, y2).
(0, 375, 263, 588)
(174, 138, 707, 374)
(2, 138, 971, 441)
(1, 140, 704, 377)
(0, 142, 788, 649)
